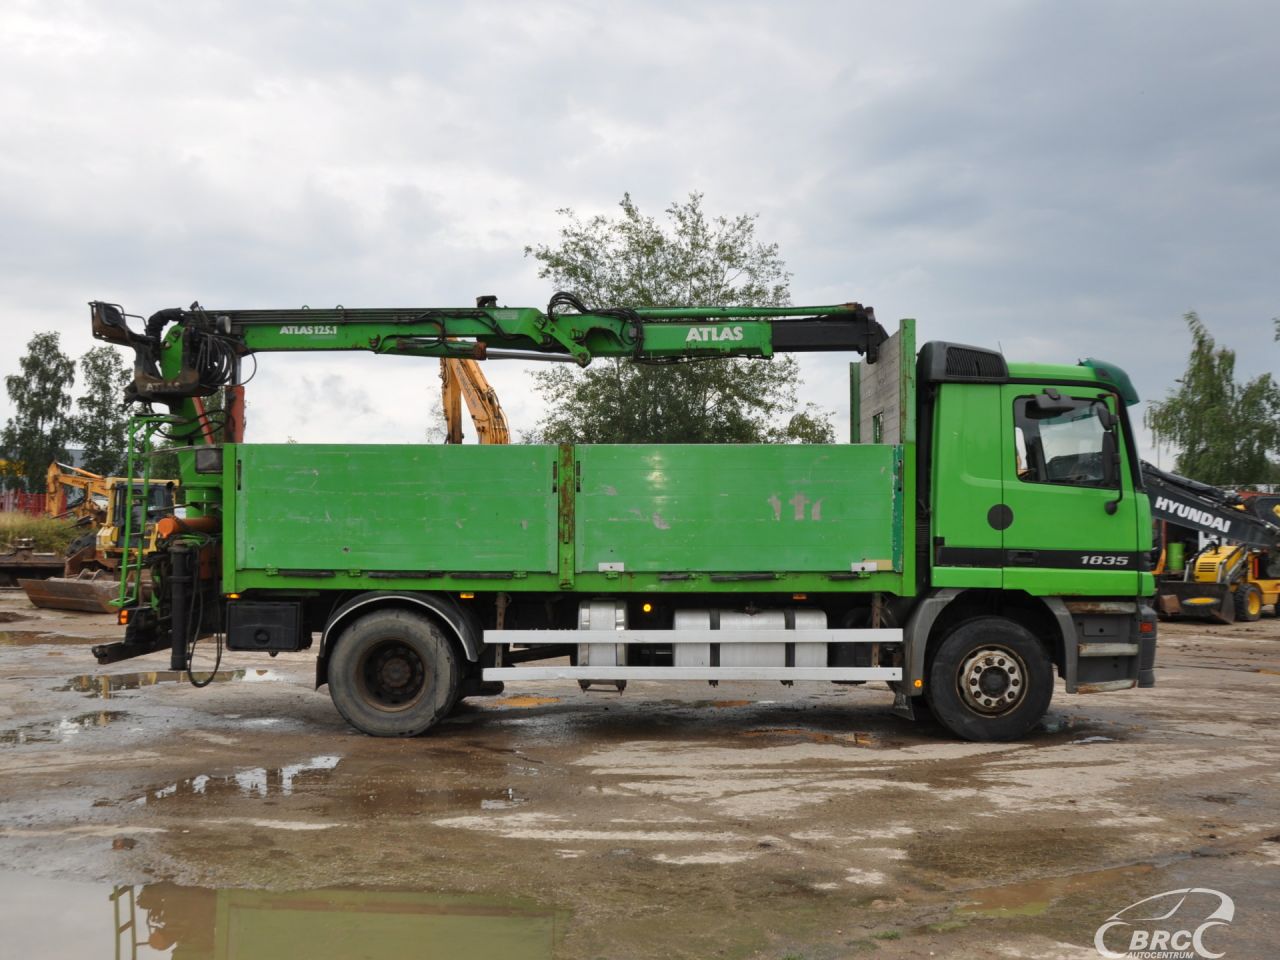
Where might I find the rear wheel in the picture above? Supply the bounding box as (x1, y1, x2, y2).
(328, 609, 460, 736)
(925, 617, 1054, 742)
(1234, 583, 1263, 622)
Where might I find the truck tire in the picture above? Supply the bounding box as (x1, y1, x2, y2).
(925, 617, 1053, 742)
(327, 609, 460, 737)
(1234, 584, 1263, 622)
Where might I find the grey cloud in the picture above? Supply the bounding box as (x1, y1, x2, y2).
(0, 1, 1275, 456)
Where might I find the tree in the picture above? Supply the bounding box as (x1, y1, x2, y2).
(1, 332, 75, 492)
(72, 346, 131, 476)
(1145, 312, 1280, 485)
(524, 193, 834, 444)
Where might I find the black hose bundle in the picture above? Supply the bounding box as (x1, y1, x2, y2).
(546, 291, 644, 355)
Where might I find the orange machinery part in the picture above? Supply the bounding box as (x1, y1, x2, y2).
(155, 516, 221, 539)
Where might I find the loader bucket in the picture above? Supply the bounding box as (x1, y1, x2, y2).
(19, 572, 122, 613)
(1156, 583, 1234, 624)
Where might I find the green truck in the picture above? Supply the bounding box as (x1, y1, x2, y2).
(88, 293, 1156, 742)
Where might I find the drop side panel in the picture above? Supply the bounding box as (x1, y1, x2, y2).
(574, 444, 901, 574)
(234, 444, 559, 574)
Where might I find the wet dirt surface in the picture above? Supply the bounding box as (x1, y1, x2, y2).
(0, 588, 1277, 959)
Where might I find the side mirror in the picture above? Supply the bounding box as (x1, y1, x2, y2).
(1101, 425, 1124, 514)
(1101, 431, 1120, 485)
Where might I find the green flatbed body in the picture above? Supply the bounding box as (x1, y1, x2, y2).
(223, 441, 909, 596)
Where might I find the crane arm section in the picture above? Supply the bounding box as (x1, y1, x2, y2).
(88, 294, 886, 408)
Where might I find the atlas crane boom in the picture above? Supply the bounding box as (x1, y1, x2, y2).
(89, 294, 888, 410)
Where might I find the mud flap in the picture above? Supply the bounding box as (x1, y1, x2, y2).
(890, 683, 916, 720)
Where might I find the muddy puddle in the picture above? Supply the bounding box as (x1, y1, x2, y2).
(55, 669, 282, 698)
(0, 629, 105, 646)
(127, 756, 531, 814)
(0, 870, 564, 959)
(741, 726, 884, 747)
(131, 756, 343, 805)
(1, 710, 129, 746)
(957, 862, 1155, 918)
(491, 695, 561, 709)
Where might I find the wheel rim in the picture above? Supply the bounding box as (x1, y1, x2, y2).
(1247, 591, 1261, 616)
(956, 646, 1028, 716)
(357, 638, 428, 712)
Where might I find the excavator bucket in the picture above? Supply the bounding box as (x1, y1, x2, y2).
(1156, 582, 1235, 624)
(19, 570, 130, 614)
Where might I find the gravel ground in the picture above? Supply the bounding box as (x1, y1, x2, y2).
(0, 588, 1277, 959)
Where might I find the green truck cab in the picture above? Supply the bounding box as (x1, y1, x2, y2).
(89, 298, 1155, 742)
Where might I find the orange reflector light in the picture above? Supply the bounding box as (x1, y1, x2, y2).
(642, 602, 653, 613)
(913, 679, 923, 689)
(459, 592, 475, 600)
(226, 593, 240, 600)
(1139, 620, 1154, 633)
(118, 609, 130, 625)
(792, 593, 808, 601)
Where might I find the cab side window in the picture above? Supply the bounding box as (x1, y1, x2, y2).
(1014, 396, 1116, 489)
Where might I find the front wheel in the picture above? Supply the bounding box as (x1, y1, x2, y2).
(1234, 583, 1263, 622)
(328, 609, 460, 736)
(925, 617, 1054, 742)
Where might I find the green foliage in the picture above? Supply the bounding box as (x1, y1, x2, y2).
(1145, 312, 1280, 484)
(72, 346, 131, 476)
(1, 332, 75, 492)
(0, 512, 77, 553)
(524, 193, 834, 444)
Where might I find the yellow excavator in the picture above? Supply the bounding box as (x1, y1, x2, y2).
(45, 462, 113, 523)
(440, 357, 509, 445)
(21, 471, 178, 612)
(1146, 463, 1280, 623)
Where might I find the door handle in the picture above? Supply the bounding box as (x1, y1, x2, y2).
(1008, 550, 1038, 565)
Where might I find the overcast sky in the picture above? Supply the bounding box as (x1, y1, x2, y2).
(1, 1, 1275, 462)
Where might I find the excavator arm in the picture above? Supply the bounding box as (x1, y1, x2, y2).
(441, 358, 510, 445)
(45, 462, 109, 522)
(1141, 461, 1280, 550)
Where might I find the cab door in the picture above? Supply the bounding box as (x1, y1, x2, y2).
(1000, 386, 1141, 595)
(930, 383, 1006, 589)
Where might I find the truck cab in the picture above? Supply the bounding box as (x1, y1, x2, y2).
(902, 342, 1155, 737)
